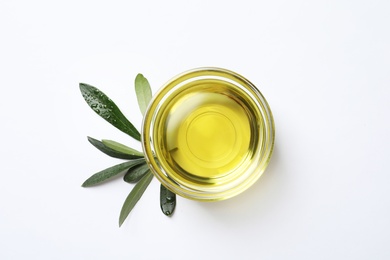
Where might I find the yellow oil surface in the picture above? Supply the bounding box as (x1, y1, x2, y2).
(164, 91, 251, 179)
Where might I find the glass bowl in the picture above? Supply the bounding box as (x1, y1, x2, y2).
(142, 67, 275, 201)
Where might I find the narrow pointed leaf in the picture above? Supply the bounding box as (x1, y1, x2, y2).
(119, 171, 153, 227)
(87, 137, 143, 159)
(82, 159, 145, 187)
(102, 139, 143, 157)
(134, 74, 152, 116)
(79, 83, 141, 141)
(124, 163, 150, 183)
(160, 184, 176, 216)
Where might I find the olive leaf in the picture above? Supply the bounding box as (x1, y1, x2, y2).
(135, 74, 152, 116)
(102, 139, 143, 157)
(160, 184, 176, 216)
(82, 159, 145, 187)
(87, 136, 142, 159)
(80, 73, 178, 225)
(119, 171, 153, 227)
(124, 163, 150, 183)
(79, 83, 141, 141)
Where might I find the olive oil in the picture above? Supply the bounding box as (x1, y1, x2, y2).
(142, 68, 274, 201)
(165, 91, 251, 179)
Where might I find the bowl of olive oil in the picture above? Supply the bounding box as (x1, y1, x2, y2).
(142, 67, 274, 201)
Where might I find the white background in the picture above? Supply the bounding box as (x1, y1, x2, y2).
(1, 0, 389, 259)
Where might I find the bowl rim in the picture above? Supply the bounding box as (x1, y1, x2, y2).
(141, 67, 275, 201)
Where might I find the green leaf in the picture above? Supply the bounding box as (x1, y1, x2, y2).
(124, 163, 150, 183)
(119, 171, 153, 227)
(82, 159, 145, 187)
(102, 139, 143, 157)
(87, 137, 143, 159)
(160, 184, 176, 216)
(79, 83, 141, 141)
(134, 74, 152, 116)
